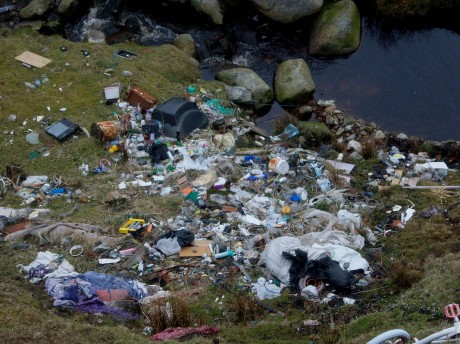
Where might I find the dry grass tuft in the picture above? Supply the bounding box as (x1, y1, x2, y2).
(143, 296, 205, 333)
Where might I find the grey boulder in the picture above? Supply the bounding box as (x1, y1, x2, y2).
(274, 59, 316, 104)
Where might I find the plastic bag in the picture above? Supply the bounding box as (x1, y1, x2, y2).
(259, 236, 307, 285)
(305, 256, 355, 289)
(299, 229, 365, 250)
(155, 238, 181, 256)
(251, 277, 281, 300)
(312, 243, 369, 271)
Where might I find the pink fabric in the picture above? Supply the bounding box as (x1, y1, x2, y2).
(151, 326, 219, 341)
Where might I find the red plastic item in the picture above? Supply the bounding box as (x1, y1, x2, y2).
(151, 326, 219, 341)
(444, 304, 460, 319)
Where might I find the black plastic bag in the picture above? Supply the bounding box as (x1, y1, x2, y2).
(282, 249, 309, 290)
(155, 229, 195, 247)
(148, 143, 170, 164)
(305, 256, 355, 290)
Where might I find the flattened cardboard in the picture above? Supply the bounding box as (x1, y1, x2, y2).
(222, 205, 238, 212)
(391, 169, 404, 186)
(15, 51, 52, 68)
(179, 240, 212, 257)
(96, 289, 130, 301)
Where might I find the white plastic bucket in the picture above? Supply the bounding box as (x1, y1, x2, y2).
(268, 157, 289, 175)
(104, 86, 120, 100)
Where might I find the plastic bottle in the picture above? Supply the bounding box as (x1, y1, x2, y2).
(145, 109, 152, 124)
(215, 250, 234, 259)
(187, 85, 196, 94)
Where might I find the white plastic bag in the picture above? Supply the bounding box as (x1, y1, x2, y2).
(259, 236, 308, 285)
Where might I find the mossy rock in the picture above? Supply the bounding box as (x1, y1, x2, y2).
(308, 0, 361, 56)
(297, 121, 333, 147)
(19, 0, 53, 19)
(216, 67, 274, 111)
(274, 59, 316, 104)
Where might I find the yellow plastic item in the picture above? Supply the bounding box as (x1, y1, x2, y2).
(119, 218, 145, 234)
(282, 205, 291, 214)
(109, 145, 119, 153)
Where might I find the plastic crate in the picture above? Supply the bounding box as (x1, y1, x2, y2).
(119, 218, 145, 234)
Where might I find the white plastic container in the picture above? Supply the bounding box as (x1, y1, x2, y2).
(104, 86, 120, 100)
(268, 157, 290, 175)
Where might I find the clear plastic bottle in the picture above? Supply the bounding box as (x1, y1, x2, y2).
(145, 109, 152, 124)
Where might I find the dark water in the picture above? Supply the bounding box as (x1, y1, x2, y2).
(310, 20, 460, 141)
(201, 19, 460, 141)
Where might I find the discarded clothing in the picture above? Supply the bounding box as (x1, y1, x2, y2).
(152, 326, 220, 341)
(45, 271, 148, 318)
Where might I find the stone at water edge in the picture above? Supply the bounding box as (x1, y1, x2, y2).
(249, 0, 324, 23)
(274, 59, 316, 105)
(216, 67, 273, 111)
(308, 0, 361, 56)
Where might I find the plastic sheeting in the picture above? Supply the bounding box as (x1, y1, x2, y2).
(5, 222, 122, 247)
(312, 243, 369, 272)
(259, 236, 369, 289)
(299, 229, 365, 251)
(259, 236, 308, 285)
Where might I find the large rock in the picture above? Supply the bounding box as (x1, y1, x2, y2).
(224, 85, 253, 103)
(173, 34, 196, 58)
(297, 121, 333, 147)
(308, 0, 361, 56)
(191, 0, 224, 25)
(19, 0, 53, 19)
(274, 59, 316, 104)
(249, 0, 323, 23)
(216, 67, 274, 109)
(58, 0, 79, 16)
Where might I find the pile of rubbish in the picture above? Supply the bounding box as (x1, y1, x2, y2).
(2, 83, 458, 340)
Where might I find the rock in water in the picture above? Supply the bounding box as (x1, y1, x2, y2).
(274, 59, 316, 104)
(216, 67, 273, 111)
(249, 0, 324, 23)
(308, 0, 361, 56)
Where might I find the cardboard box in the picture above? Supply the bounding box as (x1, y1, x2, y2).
(179, 240, 212, 257)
